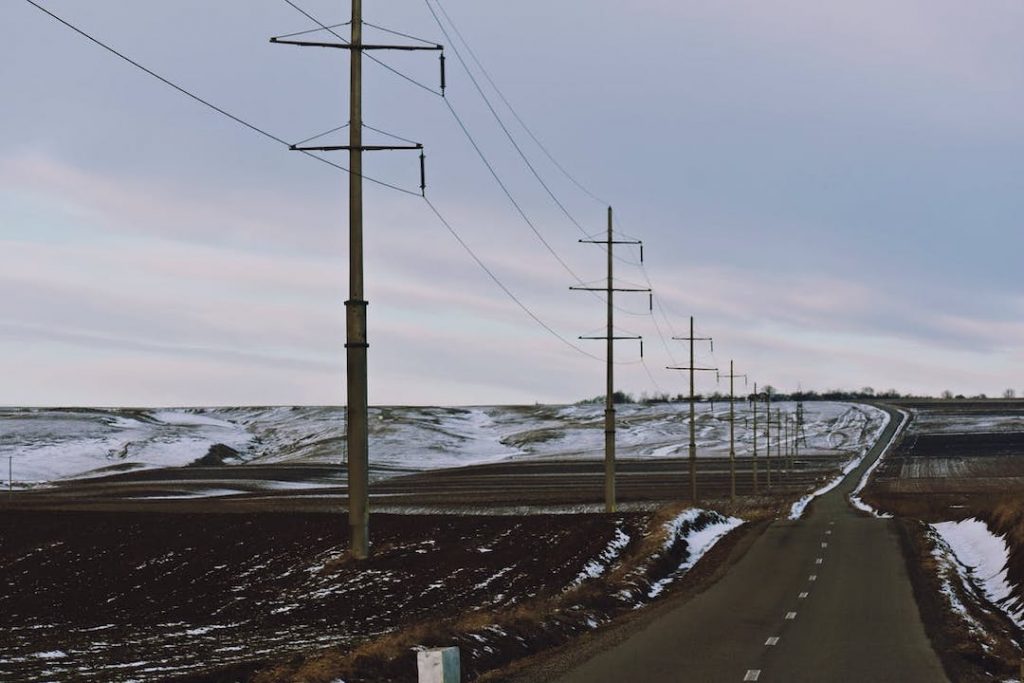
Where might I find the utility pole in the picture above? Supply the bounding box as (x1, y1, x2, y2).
(765, 387, 772, 490)
(571, 207, 648, 513)
(793, 412, 800, 469)
(271, 5, 443, 559)
(667, 317, 715, 504)
(775, 409, 783, 481)
(717, 361, 747, 503)
(751, 382, 759, 494)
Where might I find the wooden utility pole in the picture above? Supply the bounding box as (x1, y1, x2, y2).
(571, 207, 647, 513)
(718, 361, 747, 502)
(271, 5, 442, 559)
(667, 318, 715, 503)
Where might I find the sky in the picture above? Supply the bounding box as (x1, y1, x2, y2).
(1, 0, 1023, 406)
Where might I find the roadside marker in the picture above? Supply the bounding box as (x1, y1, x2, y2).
(809, 574, 817, 581)
(743, 669, 761, 681)
(765, 637, 780, 646)
(799, 591, 809, 599)
(785, 611, 797, 620)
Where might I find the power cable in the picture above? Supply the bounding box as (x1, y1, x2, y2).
(431, 0, 609, 208)
(23, 0, 419, 196)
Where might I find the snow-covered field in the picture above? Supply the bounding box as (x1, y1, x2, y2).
(0, 402, 886, 487)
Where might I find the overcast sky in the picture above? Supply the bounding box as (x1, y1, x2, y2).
(2, 0, 1023, 406)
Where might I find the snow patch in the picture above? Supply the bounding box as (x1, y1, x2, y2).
(647, 510, 743, 598)
(932, 518, 1023, 628)
(570, 525, 631, 587)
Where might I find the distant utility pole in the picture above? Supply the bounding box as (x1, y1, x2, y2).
(775, 409, 783, 479)
(667, 317, 715, 504)
(791, 413, 800, 470)
(271, 3, 443, 559)
(751, 382, 759, 494)
(571, 207, 648, 513)
(717, 361, 747, 503)
(765, 387, 773, 489)
(783, 413, 791, 473)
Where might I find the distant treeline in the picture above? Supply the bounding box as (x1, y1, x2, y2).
(578, 387, 1016, 405)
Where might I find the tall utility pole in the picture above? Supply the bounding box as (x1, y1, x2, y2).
(271, 5, 443, 559)
(571, 207, 648, 513)
(751, 382, 759, 494)
(718, 361, 747, 502)
(667, 317, 715, 504)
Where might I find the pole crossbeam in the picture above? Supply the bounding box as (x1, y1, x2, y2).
(571, 207, 645, 513)
(270, 37, 442, 51)
(570, 286, 651, 293)
(270, 0, 440, 559)
(666, 316, 715, 503)
(290, 144, 422, 151)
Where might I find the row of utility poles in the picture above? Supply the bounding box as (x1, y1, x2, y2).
(278, 3, 808, 558)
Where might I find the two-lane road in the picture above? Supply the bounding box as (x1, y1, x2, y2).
(548, 406, 948, 682)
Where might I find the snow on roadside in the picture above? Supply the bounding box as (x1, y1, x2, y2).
(925, 526, 988, 635)
(646, 509, 743, 598)
(848, 409, 909, 518)
(789, 405, 891, 520)
(932, 518, 1024, 629)
(569, 525, 631, 587)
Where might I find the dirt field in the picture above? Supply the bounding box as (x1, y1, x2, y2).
(0, 511, 648, 681)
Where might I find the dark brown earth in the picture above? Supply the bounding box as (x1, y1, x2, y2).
(0, 511, 647, 681)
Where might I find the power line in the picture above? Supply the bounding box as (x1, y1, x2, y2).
(440, 96, 591, 287)
(23, 0, 419, 196)
(424, 197, 642, 365)
(27, 0, 655, 377)
(431, 0, 609, 208)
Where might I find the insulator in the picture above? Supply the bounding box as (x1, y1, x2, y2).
(439, 52, 447, 95)
(419, 150, 426, 196)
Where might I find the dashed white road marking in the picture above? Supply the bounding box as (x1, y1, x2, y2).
(743, 670, 761, 681)
(815, 557, 823, 564)
(765, 636, 780, 646)
(785, 611, 797, 620)
(821, 542, 828, 548)
(798, 591, 809, 599)
(825, 530, 832, 535)
(829, 521, 835, 526)
(809, 574, 817, 581)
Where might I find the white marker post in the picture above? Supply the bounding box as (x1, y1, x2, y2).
(417, 646, 460, 683)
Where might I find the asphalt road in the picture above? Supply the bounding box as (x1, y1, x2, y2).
(547, 406, 949, 682)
